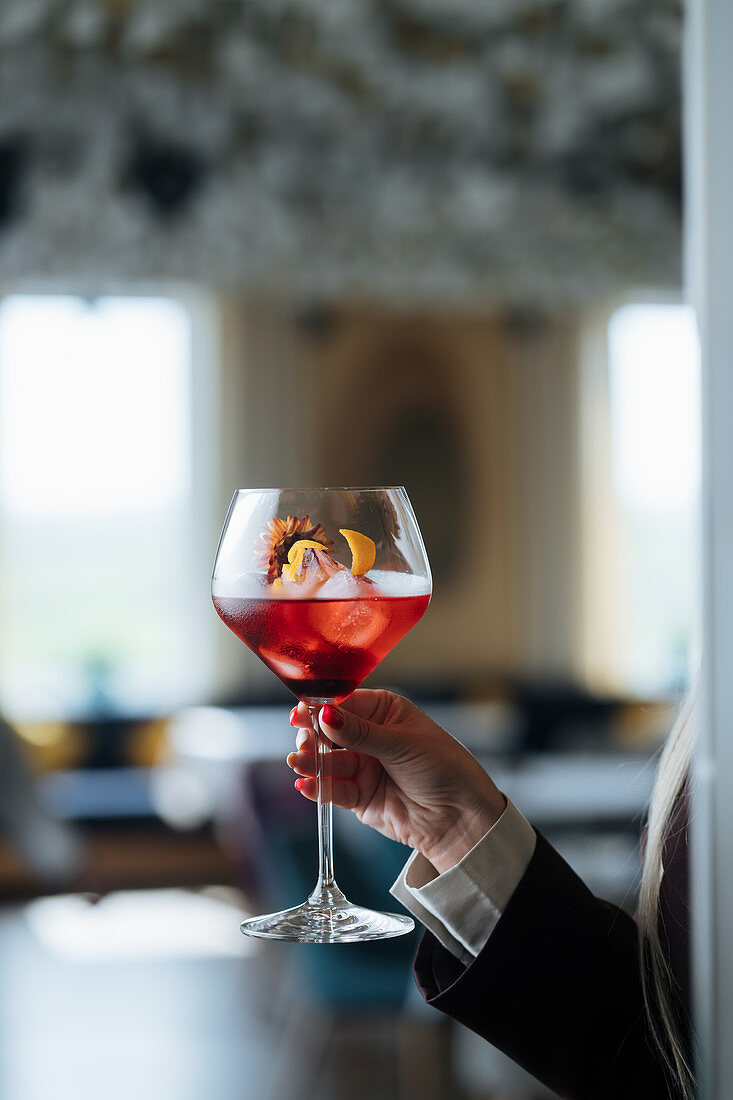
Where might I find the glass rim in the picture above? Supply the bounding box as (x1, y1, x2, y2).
(230, 485, 409, 494)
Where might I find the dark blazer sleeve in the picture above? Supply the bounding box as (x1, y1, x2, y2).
(413, 833, 670, 1100)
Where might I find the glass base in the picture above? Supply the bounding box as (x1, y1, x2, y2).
(240, 890, 415, 943)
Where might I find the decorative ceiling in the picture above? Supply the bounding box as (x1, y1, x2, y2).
(0, 0, 682, 305)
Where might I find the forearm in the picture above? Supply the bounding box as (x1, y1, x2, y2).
(414, 835, 672, 1100)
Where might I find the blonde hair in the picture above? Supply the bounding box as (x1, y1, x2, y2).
(637, 692, 697, 1098)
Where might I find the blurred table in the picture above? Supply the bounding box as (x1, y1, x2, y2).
(160, 702, 655, 832)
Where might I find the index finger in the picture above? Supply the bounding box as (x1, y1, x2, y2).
(292, 692, 399, 730)
(340, 689, 400, 725)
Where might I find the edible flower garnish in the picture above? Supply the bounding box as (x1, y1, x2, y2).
(257, 515, 332, 578)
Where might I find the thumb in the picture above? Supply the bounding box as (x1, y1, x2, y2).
(319, 703, 405, 763)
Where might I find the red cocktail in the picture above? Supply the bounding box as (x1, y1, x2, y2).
(214, 590, 430, 703)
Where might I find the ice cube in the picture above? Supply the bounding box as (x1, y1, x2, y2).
(212, 572, 269, 599)
(259, 649, 307, 681)
(311, 594, 389, 652)
(316, 570, 365, 601)
(281, 546, 348, 595)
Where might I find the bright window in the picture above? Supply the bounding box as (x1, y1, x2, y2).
(607, 303, 701, 695)
(0, 294, 210, 718)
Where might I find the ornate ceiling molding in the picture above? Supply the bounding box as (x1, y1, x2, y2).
(0, 0, 682, 304)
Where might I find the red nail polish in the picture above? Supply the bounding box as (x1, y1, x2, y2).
(294, 778, 304, 791)
(321, 704, 343, 729)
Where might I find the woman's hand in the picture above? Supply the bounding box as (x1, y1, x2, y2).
(288, 689, 506, 874)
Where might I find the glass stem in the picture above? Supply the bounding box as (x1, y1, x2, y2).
(308, 704, 343, 905)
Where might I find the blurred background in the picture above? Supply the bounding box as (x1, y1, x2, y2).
(0, 2, 695, 1099)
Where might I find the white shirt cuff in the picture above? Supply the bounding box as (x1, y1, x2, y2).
(390, 797, 536, 966)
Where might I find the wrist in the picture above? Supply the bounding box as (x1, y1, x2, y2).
(423, 792, 507, 875)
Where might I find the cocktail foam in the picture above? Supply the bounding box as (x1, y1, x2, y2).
(366, 571, 432, 598)
(213, 569, 430, 601)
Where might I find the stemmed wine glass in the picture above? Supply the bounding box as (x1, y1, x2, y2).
(211, 487, 431, 942)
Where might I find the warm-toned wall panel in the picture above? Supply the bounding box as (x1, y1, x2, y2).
(301, 309, 581, 689)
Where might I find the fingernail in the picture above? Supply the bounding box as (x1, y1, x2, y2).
(321, 704, 343, 730)
(294, 778, 304, 791)
(286, 753, 296, 767)
(289, 707, 298, 726)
